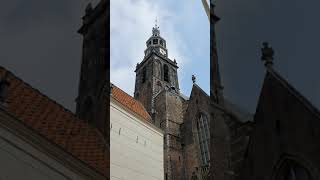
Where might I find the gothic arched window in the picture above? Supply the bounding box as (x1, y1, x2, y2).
(163, 64, 169, 82)
(196, 113, 210, 166)
(142, 67, 146, 83)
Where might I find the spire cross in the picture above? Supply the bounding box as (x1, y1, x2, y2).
(155, 17, 158, 28)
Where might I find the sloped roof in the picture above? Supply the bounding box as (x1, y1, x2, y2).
(262, 68, 320, 118)
(0, 66, 108, 177)
(223, 98, 253, 123)
(111, 84, 151, 121)
(190, 83, 253, 123)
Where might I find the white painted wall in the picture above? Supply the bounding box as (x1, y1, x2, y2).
(0, 124, 88, 180)
(110, 99, 164, 180)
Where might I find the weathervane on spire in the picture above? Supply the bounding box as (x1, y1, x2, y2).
(155, 17, 158, 28)
(152, 17, 160, 36)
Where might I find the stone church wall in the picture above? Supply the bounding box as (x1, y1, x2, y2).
(134, 59, 154, 115)
(182, 85, 210, 180)
(154, 90, 184, 180)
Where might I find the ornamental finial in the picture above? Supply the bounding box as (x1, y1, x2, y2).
(192, 75, 196, 84)
(261, 42, 274, 67)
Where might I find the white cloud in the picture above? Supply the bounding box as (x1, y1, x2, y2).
(110, 0, 190, 95)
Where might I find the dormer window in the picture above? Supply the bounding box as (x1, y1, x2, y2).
(153, 39, 158, 45)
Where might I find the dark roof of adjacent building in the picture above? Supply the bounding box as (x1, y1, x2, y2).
(189, 83, 253, 123)
(0, 66, 108, 177)
(111, 83, 152, 121)
(257, 67, 320, 119)
(224, 98, 253, 123)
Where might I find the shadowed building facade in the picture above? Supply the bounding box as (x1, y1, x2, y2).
(76, 0, 109, 138)
(238, 44, 320, 180)
(208, 3, 254, 180)
(0, 1, 109, 180)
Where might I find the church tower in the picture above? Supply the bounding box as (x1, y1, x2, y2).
(76, 1, 108, 136)
(134, 24, 184, 180)
(134, 24, 180, 118)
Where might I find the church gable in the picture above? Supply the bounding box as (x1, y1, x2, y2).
(182, 84, 210, 143)
(240, 68, 320, 179)
(181, 84, 210, 179)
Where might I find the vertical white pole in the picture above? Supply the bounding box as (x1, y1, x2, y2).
(201, 0, 210, 21)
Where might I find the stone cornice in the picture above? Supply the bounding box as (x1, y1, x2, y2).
(135, 51, 178, 72)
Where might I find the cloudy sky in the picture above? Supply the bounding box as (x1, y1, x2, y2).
(110, 0, 210, 98)
(0, 0, 99, 111)
(1, 0, 320, 114)
(215, 0, 320, 112)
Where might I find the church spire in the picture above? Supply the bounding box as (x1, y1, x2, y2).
(134, 23, 180, 117)
(210, 3, 224, 104)
(155, 17, 158, 28)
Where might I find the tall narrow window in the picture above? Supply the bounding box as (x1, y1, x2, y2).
(164, 64, 169, 82)
(142, 67, 146, 83)
(197, 113, 210, 166)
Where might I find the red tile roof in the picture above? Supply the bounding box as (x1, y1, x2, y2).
(111, 84, 151, 121)
(0, 66, 108, 177)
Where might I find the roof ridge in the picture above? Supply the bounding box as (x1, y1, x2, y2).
(267, 67, 320, 118)
(0, 66, 85, 124)
(192, 84, 209, 97)
(0, 66, 108, 177)
(111, 83, 151, 120)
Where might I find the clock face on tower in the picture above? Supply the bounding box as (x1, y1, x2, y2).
(160, 48, 166, 56)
